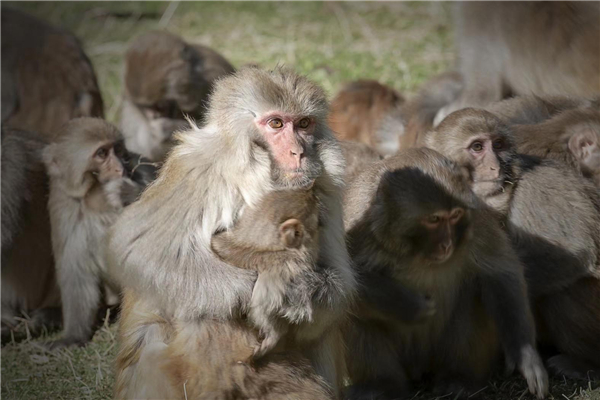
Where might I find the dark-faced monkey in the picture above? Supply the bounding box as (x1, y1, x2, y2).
(120, 31, 235, 161)
(343, 147, 548, 399)
(109, 67, 356, 398)
(426, 108, 600, 380)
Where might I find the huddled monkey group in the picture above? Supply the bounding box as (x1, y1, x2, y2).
(1, 2, 599, 400)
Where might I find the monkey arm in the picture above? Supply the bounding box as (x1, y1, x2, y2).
(358, 271, 435, 323)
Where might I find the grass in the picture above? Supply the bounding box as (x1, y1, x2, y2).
(1, 2, 599, 399)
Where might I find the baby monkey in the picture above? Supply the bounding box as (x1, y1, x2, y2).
(211, 187, 320, 359)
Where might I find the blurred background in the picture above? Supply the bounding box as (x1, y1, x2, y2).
(6, 1, 454, 123)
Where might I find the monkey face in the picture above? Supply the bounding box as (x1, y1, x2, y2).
(463, 134, 514, 199)
(91, 141, 127, 183)
(255, 112, 325, 188)
(417, 207, 468, 264)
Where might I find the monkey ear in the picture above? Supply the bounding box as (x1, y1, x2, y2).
(280, 219, 304, 248)
(568, 128, 599, 165)
(42, 143, 62, 177)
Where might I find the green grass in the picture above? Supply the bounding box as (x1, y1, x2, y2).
(1, 2, 599, 399)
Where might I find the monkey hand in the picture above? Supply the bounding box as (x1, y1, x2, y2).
(517, 345, 548, 399)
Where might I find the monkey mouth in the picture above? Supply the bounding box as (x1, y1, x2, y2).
(473, 178, 509, 197)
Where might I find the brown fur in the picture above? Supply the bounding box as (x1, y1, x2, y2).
(120, 31, 235, 161)
(1, 7, 103, 138)
(435, 2, 600, 123)
(109, 68, 356, 398)
(343, 148, 547, 399)
(115, 291, 333, 400)
(508, 106, 600, 186)
(329, 80, 405, 157)
(1, 128, 60, 339)
(426, 108, 600, 380)
(339, 140, 383, 185)
(211, 188, 321, 359)
(399, 71, 464, 148)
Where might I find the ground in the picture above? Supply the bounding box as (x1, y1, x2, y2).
(1, 2, 599, 399)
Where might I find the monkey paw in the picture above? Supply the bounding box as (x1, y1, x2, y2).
(518, 345, 548, 399)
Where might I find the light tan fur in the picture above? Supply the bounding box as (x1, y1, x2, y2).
(109, 68, 356, 398)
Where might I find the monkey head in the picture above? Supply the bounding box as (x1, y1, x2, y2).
(206, 67, 330, 188)
(43, 118, 128, 197)
(566, 116, 600, 185)
(369, 149, 475, 265)
(125, 31, 209, 121)
(426, 108, 517, 200)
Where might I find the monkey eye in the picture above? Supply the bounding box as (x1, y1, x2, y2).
(492, 139, 504, 150)
(470, 141, 484, 152)
(297, 118, 311, 129)
(427, 215, 441, 224)
(95, 147, 108, 160)
(268, 118, 284, 129)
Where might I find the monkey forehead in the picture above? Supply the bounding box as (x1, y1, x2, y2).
(209, 67, 329, 119)
(378, 148, 479, 208)
(431, 108, 512, 147)
(57, 117, 123, 145)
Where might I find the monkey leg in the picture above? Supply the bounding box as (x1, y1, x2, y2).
(434, 312, 500, 397)
(344, 319, 408, 400)
(538, 277, 600, 380)
(48, 268, 101, 349)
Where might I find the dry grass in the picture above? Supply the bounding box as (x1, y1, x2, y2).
(1, 2, 599, 399)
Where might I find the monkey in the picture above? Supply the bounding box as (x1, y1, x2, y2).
(342, 147, 548, 399)
(210, 187, 320, 359)
(398, 71, 464, 148)
(339, 140, 383, 185)
(328, 80, 405, 157)
(114, 290, 335, 400)
(510, 107, 600, 186)
(108, 67, 357, 398)
(42, 118, 148, 349)
(485, 95, 600, 127)
(1, 127, 61, 340)
(1, 7, 103, 137)
(478, 96, 600, 186)
(424, 108, 600, 380)
(434, 2, 600, 124)
(120, 30, 235, 161)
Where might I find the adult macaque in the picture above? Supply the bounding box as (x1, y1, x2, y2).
(120, 31, 235, 161)
(109, 67, 356, 398)
(115, 291, 334, 400)
(328, 80, 405, 157)
(435, 2, 600, 124)
(211, 187, 320, 358)
(339, 140, 382, 185)
(1, 7, 103, 137)
(343, 148, 547, 399)
(425, 108, 600, 380)
(1, 128, 60, 339)
(43, 118, 147, 349)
